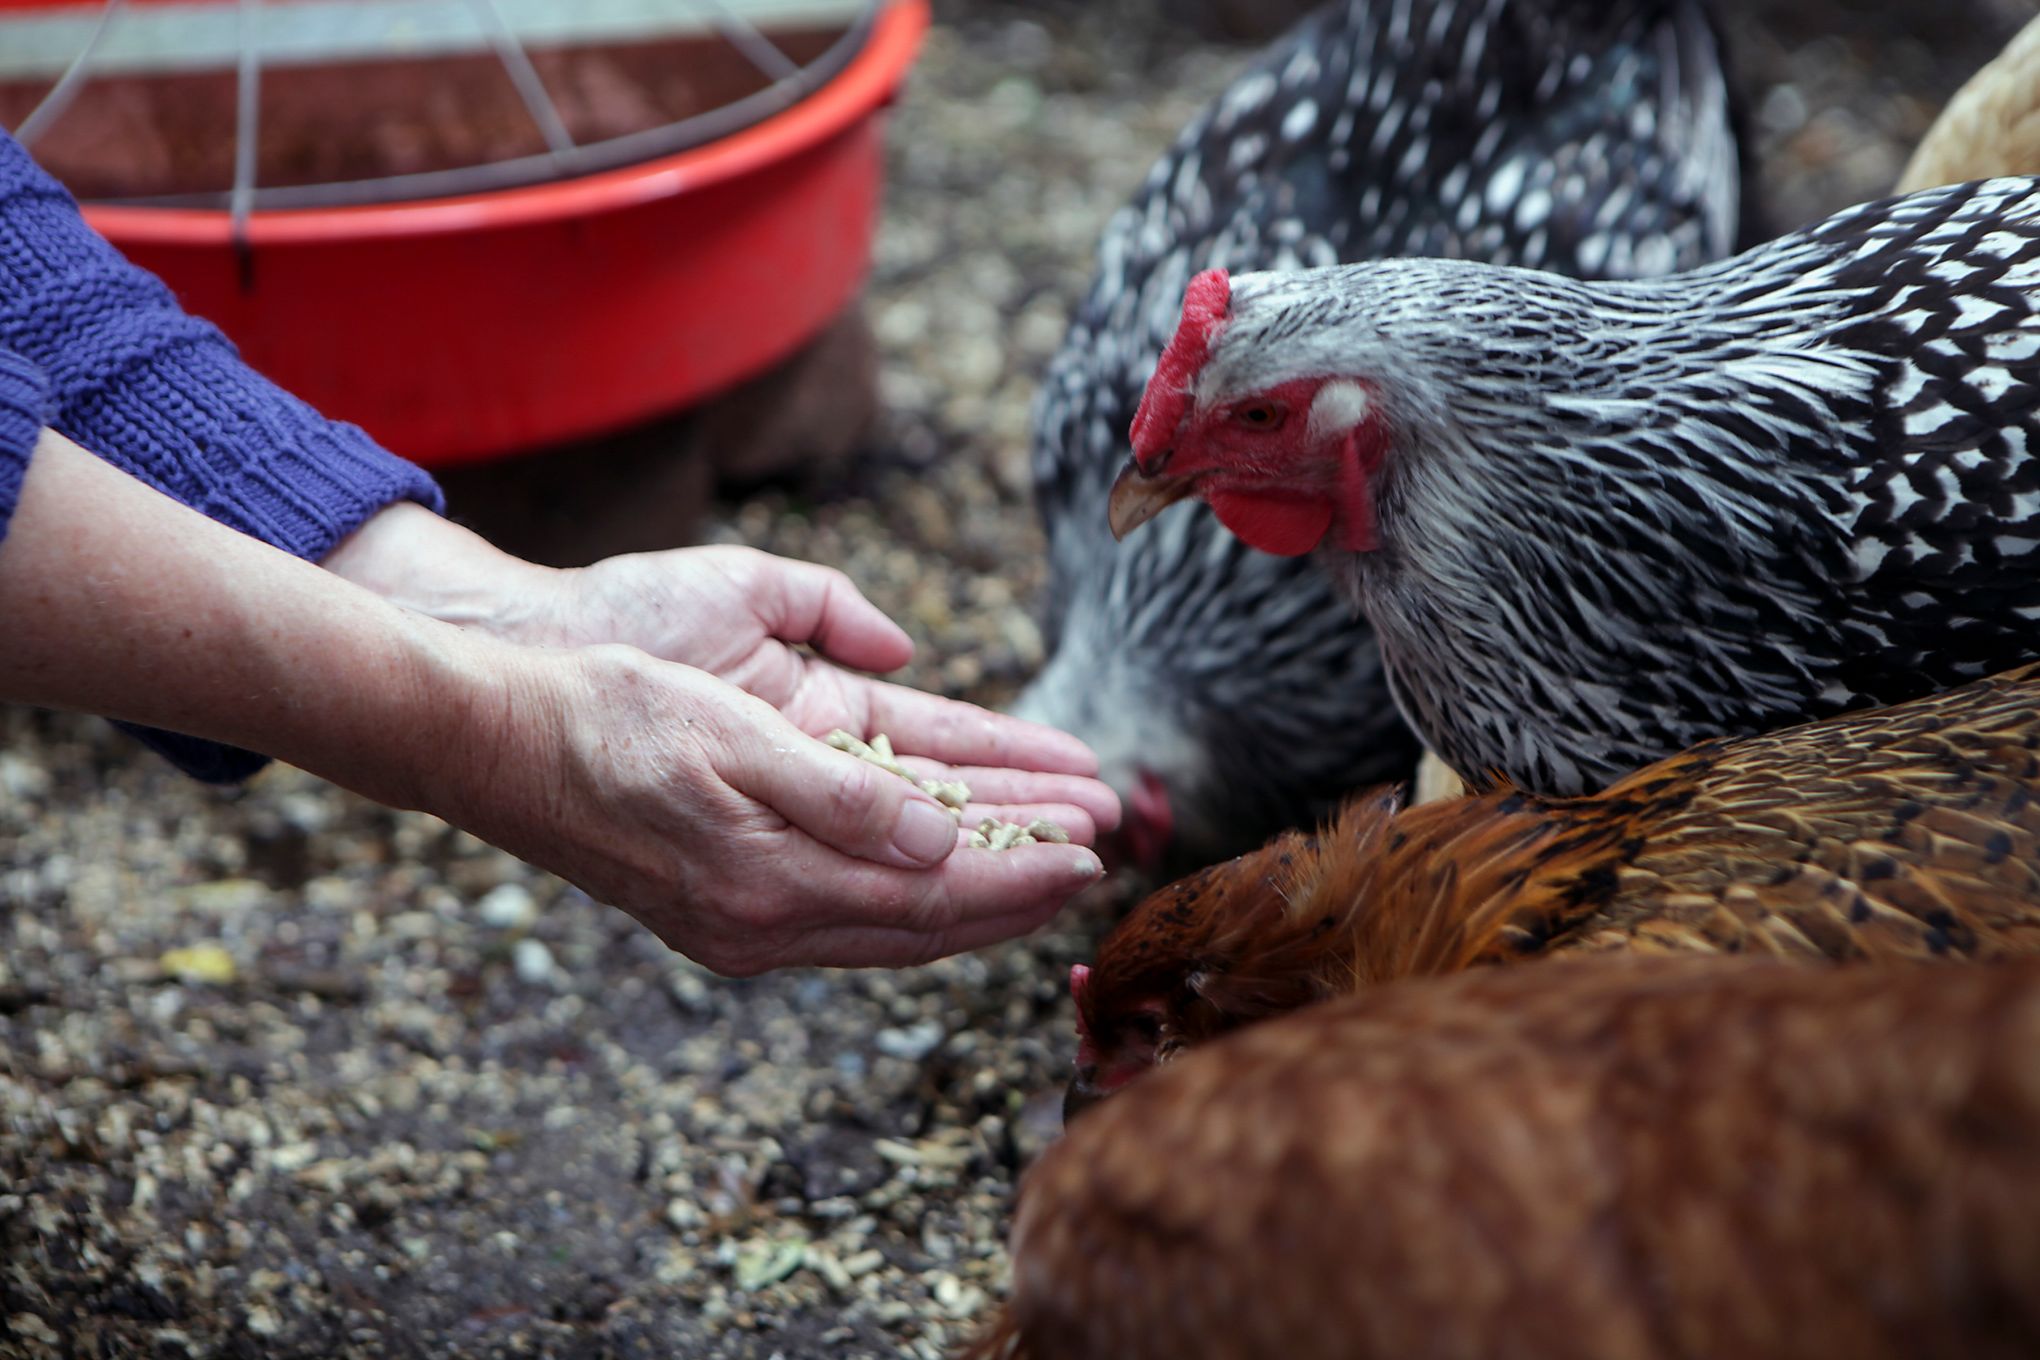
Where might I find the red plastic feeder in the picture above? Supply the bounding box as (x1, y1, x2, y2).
(0, 0, 928, 466)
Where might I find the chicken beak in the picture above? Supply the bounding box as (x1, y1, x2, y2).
(1108, 459, 1199, 540)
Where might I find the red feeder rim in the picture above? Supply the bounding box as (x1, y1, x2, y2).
(7, 0, 931, 464)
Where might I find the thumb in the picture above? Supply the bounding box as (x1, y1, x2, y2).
(721, 722, 960, 869)
(753, 559, 914, 674)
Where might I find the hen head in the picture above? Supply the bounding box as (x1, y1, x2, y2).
(1110, 267, 1393, 557)
(1065, 788, 1404, 1122)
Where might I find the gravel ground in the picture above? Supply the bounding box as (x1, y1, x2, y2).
(4, 2, 2036, 1357)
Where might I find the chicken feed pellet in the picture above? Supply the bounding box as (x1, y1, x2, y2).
(825, 730, 1069, 850)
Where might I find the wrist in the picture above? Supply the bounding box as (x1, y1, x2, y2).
(1, 433, 511, 801)
(360, 616, 550, 818)
(323, 501, 566, 640)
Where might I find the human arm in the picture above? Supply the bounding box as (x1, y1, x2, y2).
(0, 129, 444, 781)
(0, 430, 1106, 973)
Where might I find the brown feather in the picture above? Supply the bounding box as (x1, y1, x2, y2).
(984, 955, 2040, 1360)
(1073, 664, 2040, 1093)
(1895, 14, 2040, 193)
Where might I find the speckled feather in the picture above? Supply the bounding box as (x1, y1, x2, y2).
(1075, 661, 2040, 1070)
(1012, 0, 1746, 864)
(974, 955, 2040, 1360)
(1196, 175, 2040, 795)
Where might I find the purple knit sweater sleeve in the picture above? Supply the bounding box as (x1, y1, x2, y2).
(0, 347, 45, 537)
(0, 130, 446, 782)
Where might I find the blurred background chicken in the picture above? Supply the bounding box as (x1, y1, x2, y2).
(1895, 12, 2040, 193)
(974, 955, 2040, 1360)
(1068, 661, 2040, 1106)
(1011, 0, 1750, 871)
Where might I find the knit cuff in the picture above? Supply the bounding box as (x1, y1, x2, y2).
(61, 317, 448, 563)
(0, 346, 49, 545)
(0, 128, 444, 561)
(112, 723, 273, 785)
(116, 326, 449, 561)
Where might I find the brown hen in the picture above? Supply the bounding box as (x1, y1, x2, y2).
(975, 955, 2040, 1360)
(1071, 663, 2040, 1106)
(1896, 14, 2040, 194)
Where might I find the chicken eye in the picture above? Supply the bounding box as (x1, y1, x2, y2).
(1231, 402, 1286, 431)
(1123, 1011, 1164, 1046)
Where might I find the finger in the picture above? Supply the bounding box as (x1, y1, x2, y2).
(898, 760, 1123, 831)
(719, 723, 962, 869)
(790, 837, 1104, 934)
(847, 683, 1101, 775)
(755, 558, 914, 673)
(954, 803, 1099, 846)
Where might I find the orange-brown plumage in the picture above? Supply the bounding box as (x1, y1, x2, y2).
(979, 956, 2040, 1360)
(1071, 663, 2040, 1105)
(1895, 14, 2040, 194)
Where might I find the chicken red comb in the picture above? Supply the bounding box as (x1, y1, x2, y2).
(1129, 268, 1231, 466)
(1070, 964, 1093, 1040)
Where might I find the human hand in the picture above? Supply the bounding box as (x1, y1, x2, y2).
(327, 506, 1118, 828)
(323, 506, 1122, 970)
(539, 541, 1119, 818)
(430, 638, 1109, 974)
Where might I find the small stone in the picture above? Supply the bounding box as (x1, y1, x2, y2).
(476, 883, 538, 930)
(277, 792, 332, 833)
(874, 1019, 945, 1062)
(267, 1141, 318, 1174)
(667, 968, 713, 1014)
(655, 1245, 699, 1286)
(512, 939, 558, 986)
(0, 753, 50, 800)
(933, 1273, 987, 1318)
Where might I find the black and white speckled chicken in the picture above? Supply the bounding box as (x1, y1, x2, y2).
(1010, 0, 1748, 869)
(1112, 176, 2040, 797)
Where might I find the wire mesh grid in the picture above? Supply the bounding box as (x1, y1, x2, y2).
(7, 0, 882, 227)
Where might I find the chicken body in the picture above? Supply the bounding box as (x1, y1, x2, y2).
(979, 955, 2040, 1360)
(1013, 0, 1747, 868)
(1071, 661, 2040, 1101)
(1114, 176, 2040, 797)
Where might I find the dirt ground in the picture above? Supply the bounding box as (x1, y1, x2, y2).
(4, 1, 2036, 1356)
